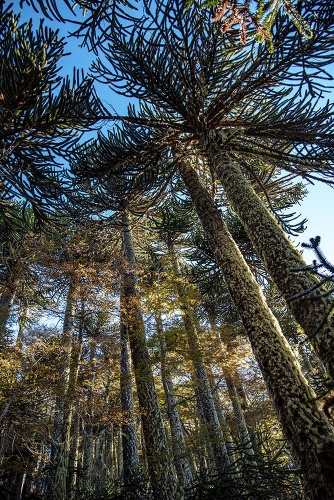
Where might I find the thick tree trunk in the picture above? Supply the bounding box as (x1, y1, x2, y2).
(121, 210, 178, 500)
(168, 241, 229, 470)
(155, 313, 193, 492)
(178, 159, 334, 500)
(119, 290, 140, 482)
(205, 135, 334, 381)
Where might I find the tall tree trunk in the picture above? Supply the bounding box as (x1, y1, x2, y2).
(119, 288, 140, 482)
(0, 282, 17, 348)
(155, 312, 193, 492)
(224, 373, 255, 457)
(178, 159, 334, 500)
(205, 136, 334, 381)
(69, 412, 80, 500)
(82, 421, 94, 493)
(207, 314, 255, 458)
(121, 209, 178, 500)
(12, 472, 25, 500)
(168, 239, 229, 470)
(53, 278, 77, 500)
(206, 366, 236, 459)
(16, 298, 29, 348)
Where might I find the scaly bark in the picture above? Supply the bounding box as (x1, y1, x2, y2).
(178, 159, 334, 500)
(155, 312, 193, 492)
(121, 210, 178, 500)
(168, 239, 229, 470)
(205, 134, 334, 381)
(119, 289, 140, 482)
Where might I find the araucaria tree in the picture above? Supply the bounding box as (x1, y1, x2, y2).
(0, 3, 107, 227)
(87, 0, 334, 382)
(70, 0, 334, 497)
(2, 0, 334, 498)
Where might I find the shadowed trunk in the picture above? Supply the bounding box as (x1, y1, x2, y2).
(53, 279, 77, 500)
(121, 209, 178, 500)
(0, 283, 17, 348)
(155, 312, 193, 493)
(178, 158, 334, 500)
(119, 288, 140, 482)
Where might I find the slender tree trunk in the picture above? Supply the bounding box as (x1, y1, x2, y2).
(94, 430, 105, 499)
(121, 209, 178, 500)
(205, 136, 334, 381)
(13, 472, 25, 500)
(207, 314, 255, 458)
(155, 312, 193, 492)
(82, 422, 94, 493)
(0, 283, 16, 348)
(16, 299, 29, 348)
(206, 367, 236, 459)
(117, 426, 124, 481)
(53, 279, 77, 500)
(119, 289, 140, 482)
(178, 159, 334, 500)
(69, 412, 80, 500)
(224, 373, 255, 456)
(168, 240, 229, 470)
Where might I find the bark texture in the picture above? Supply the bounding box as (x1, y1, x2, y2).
(156, 313, 193, 492)
(121, 210, 178, 500)
(206, 134, 334, 381)
(119, 291, 140, 482)
(179, 159, 334, 500)
(168, 241, 229, 470)
(0, 284, 16, 348)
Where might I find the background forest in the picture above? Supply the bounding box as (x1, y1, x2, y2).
(1, 0, 334, 499)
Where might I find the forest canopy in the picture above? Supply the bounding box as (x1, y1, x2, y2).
(1, 1, 334, 499)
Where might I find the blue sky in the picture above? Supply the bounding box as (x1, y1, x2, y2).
(294, 181, 334, 264)
(16, 1, 334, 265)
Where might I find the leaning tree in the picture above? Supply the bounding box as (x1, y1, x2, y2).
(70, 112, 334, 499)
(82, 0, 334, 384)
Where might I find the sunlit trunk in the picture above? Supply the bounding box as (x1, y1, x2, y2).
(206, 136, 334, 381)
(168, 239, 229, 470)
(179, 159, 334, 500)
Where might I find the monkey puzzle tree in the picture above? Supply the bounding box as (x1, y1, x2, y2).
(70, 115, 334, 499)
(84, 0, 334, 384)
(64, 167, 179, 497)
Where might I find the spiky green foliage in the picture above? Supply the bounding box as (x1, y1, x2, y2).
(20, 0, 139, 51)
(0, 5, 108, 229)
(71, 0, 334, 199)
(289, 236, 334, 306)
